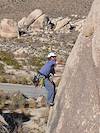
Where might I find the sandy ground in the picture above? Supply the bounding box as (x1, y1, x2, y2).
(0, 0, 93, 21)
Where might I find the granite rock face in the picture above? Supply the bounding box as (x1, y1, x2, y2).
(47, 0, 100, 133)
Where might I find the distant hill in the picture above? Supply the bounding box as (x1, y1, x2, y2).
(0, 0, 93, 21)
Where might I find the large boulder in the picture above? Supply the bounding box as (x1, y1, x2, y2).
(30, 14, 50, 30)
(0, 19, 18, 38)
(47, 0, 99, 133)
(54, 17, 70, 31)
(24, 9, 43, 28)
(18, 17, 27, 29)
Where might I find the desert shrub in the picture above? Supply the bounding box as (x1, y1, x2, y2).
(0, 76, 8, 83)
(8, 77, 18, 84)
(28, 55, 45, 72)
(11, 91, 25, 109)
(0, 63, 5, 74)
(0, 51, 22, 69)
(14, 36, 33, 44)
(17, 76, 30, 85)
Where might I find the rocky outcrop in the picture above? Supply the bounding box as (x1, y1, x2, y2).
(0, 10, 85, 85)
(54, 17, 70, 31)
(30, 14, 49, 30)
(23, 9, 43, 28)
(0, 90, 49, 133)
(0, 19, 18, 38)
(47, 0, 99, 133)
(0, 9, 84, 39)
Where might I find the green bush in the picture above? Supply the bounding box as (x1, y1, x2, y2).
(0, 63, 5, 74)
(28, 55, 45, 72)
(0, 76, 8, 83)
(0, 51, 22, 69)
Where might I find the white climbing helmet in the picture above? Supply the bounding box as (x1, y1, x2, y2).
(47, 52, 56, 58)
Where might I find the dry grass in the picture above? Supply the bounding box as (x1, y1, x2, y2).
(0, 63, 5, 74)
(0, 51, 22, 69)
(28, 55, 45, 72)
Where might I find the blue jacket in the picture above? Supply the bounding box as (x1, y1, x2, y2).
(39, 60, 56, 77)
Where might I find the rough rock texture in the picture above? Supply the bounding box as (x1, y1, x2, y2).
(0, 19, 18, 38)
(24, 9, 43, 28)
(0, 114, 8, 126)
(47, 0, 100, 133)
(54, 17, 70, 31)
(18, 17, 27, 29)
(30, 14, 49, 30)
